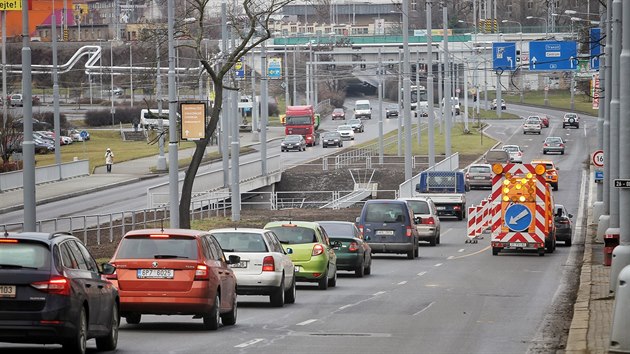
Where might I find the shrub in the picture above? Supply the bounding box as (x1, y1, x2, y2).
(34, 112, 69, 129)
(84, 107, 142, 126)
(268, 102, 279, 117)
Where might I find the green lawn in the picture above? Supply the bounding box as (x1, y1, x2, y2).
(490, 90, 598, 116)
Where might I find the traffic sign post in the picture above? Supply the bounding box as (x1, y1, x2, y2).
(492, 42, 517, 71)
(614, 179, 630, 188)
(529, 41, 578, 71)
(593, 150, 604, 167)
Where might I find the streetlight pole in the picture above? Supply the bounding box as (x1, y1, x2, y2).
(167, 0, 179, 227)
(426, 0, 435, 167)
(129, 42, 134, 107)
(21, 0, 36, 231)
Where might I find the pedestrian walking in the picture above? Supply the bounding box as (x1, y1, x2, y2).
(105, 148, 114, 173)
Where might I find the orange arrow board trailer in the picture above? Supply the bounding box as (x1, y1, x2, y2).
(489, 163, 555, 256)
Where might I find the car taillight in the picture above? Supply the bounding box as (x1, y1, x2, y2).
(422, 217, 435, 225)
(312, 244, 325, 256)
(454, 205, 461, 211)
(262, 256, 275, 271)
(31, 276, 71, 296)
(194, 264, 209, 280)
(543, 143, 549, 147)
(348, 242, 359, 252)
(560, 144, 564, 147)
(465, 173, 469, 180)
(405, 226, 412, 237)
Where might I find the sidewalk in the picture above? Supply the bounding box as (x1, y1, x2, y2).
(0, 127, 285, 214)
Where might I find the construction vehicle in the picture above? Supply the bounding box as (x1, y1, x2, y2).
(414, 171, 467, 220)
(489, 163, 556, 256)
(284, 105, 321, 146)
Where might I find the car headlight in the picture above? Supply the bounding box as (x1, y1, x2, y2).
(281, 143, 286, 146)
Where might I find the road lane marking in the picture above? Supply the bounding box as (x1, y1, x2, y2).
(297, 319, 317, 326)
(339, 304, 355, 310)
(417, 271, 427, 276)
(413, 301, 435, 316)
(450, 245, 491, 259)
(458, 249, 465, 253)
(397, 281, 407, 285)
(373, 291, 386, 296)
(447, 256, 455, 260)
(434, 263, 443, 267)
(235, 339, 265, 348)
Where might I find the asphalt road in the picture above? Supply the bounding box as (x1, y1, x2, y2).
(0, 101, 596, 353)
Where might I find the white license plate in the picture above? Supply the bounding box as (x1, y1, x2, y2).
(0, 285, 16, 298)
(509, 242, 527, 248)
(375, 230, 394, 235)
(137, 269, 174, 279)
(229, 261, 248, 269)
(436, 206, 446, 210)
(473, 176, 485, 180)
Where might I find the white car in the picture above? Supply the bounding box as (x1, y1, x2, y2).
(210, 228, 296, 307)
(502, 144, 523, 163)
(337, 125, 355, 140)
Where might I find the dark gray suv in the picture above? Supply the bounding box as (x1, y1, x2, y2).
(0, 232, 119, 354)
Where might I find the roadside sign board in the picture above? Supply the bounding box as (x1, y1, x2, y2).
(614, 179, 630, 188)
(504, 204, 533, 232)
(268, 57, 282, 79)
(595, 170, 604, 183)
(592, 73, 600, 109)
(590, 28, 602, 70)
(0, 0, 22, 10)
(180, 102, 206, 141)
(529, 41, 577, 71)
(234, 59, 244, 78)
(592, 150, 604, 167)
(492, 42, 517, 71)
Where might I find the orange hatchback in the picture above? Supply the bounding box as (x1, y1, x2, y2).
(107, 229, 241, 330)
(531, 159, 559, 191)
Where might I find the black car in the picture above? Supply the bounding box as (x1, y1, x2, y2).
(348, 118, 365, 133)
(0, 232, 119, 354)
(318, 221, 372, 277)
(12, 118, 52, 131)
(385, 105, 399, 118)
(280, 134, 306, 152)
(321, 131, 343, 148)
(554, 204, 573, 246)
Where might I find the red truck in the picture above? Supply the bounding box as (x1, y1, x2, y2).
(284, 105, 320, 146)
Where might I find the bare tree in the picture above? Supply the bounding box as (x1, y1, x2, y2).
(179, 0, 293, 228)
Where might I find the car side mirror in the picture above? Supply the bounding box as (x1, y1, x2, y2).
(284, 247, 293, 254)
(227, 255, 241, 265)
(101, 263, 116, 275)
(568, 214, 573, 219)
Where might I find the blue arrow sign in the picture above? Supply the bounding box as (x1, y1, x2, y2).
(504, 204, 533, 232)
(493, 42, 517, 71)
(590, 28, 602, 70)
(529, 41, 578, 71)
(268, 57, 282, 79)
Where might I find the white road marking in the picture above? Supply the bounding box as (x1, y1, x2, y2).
(458, 249, 465, 253)
(447, 256, 455, 260)
(235, 339, 265, 348)
(373, 291, 386, 296)
(296, 319, 317, 326)
(339, 304, 355, 310)
(417, 271, 427, 276)
(413, 301, 435, 316)
(434, 263, 443, 267)
(397, 281, 407, 285)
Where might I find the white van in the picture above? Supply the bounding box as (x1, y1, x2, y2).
(353, 100, 372, 119)
(441, 97, 460, 115)
(140, 109, 177, 130)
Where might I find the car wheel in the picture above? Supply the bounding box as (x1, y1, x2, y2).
(96, 303, 119, 351)
(364, 259, 372, 275)
(546, 238, 555, 253)
(284, 275, 296, 304)
(203, 294, 221, 330)
(538, 249, 545, 257)
(125, 313, 141, 325)
(355, 261, 365, 278)
(63, 307, 87, 354)
(576, 124, 580, 129)
(492, 247, 500, 256)
(270, 278, 285, 307)
(221, 294, 237, 326)
(543, 150, 547, 154)
(414, 244, 419, 258)
(436, 234, 441, 245)
(328, 267, 337, 287)
(553, 183, 558, 191)
(429, 236, 437, 247)
(561, 151, 565, 155)
(318, 271, 329, 290)
(566, 237, 572, 247)
(407, 249, 415, 259)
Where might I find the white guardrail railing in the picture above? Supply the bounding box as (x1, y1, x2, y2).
(0, 159, 89, 192)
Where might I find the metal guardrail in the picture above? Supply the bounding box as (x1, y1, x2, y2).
(0, 159, 89, 191)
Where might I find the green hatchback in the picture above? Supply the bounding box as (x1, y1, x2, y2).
(264, 221, 339, 290)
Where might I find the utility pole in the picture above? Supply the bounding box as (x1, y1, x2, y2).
(2, 10, 7, 132)
(378, 48, 384, 165)
(167, 0, 179, 227)
(402, 0, 412, 189)
(443, 5, 451, 157)
(22, 0, 35, 231)
(416, 48, 421, 145)
(426, 0, 435, 167)
(251, 51, 259, 142)
(52, 1, 61, 175)
(221, 0, 229, 188)
(156, 41, 166, 172)
(260, 40, 269, 176)
(397, 49, 402, 156)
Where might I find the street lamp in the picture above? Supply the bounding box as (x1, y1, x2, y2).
(458, 20, 477, 42)
(502, 19, 524, 103)
(526, 16, 548, 37)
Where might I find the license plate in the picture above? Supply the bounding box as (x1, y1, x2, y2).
(375, 230, 394, 235)
(0, 285, 16, 298)
(509, 242, 527, 248)
(229, 261, 248, 269)
(137, 269, 174, 279)
(473, 176, 485, 180)
(436, 206, 446, 210)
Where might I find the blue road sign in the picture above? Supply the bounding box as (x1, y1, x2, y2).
(234, 59, 245, 78)
(595, 170, 604, 182)
(504, 204, 533, 232)
(268, 57, 282, 79)
(492, 42, 517, 71)
(80, 130, 88, 139)
(529, 41, 578, 71)
(590, 28, 602, 70)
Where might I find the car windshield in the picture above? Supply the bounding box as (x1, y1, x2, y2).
(546, 137, 563, 143)
(285, 135, 302, 142)
(469, 165, 491, 173)
(356, 104, 370, 110)
(338, 125, 352, 131)
(388, 106, 398, 110)
(266, 226, 317, 244)
(526, 119, 540, 124)
(0, 241, 50, 270)
(333, 109, 343, 114)
(405, 200, 431, 215)
(503, 146, 519, 152)
(565, 114, 577, 119)
(116, 236, 198, 259)
(211, 232, 268, 253)
(349, 119, 361, 125)
(323, 132, 340, 138)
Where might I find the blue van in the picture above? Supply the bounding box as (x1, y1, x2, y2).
(356, 200, 420, 259)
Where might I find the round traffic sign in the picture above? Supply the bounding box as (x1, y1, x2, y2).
(456, 88, 461, 94)
(592, 150, 604, 167)
(504, 204, 533, 232)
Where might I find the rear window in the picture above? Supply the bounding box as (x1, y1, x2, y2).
(364, 203, 407, 223)
(470, 166, 491, 173)
(267, 226, 317, 244)
(0, 241, 50, 270)
(211, 232, 268, 252)
(405, 200, 430, 214)
(319, 223, 354, 237)
(116, 236, 198, 259)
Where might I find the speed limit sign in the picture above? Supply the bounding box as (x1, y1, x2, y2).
(592, 150, 604, 167)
